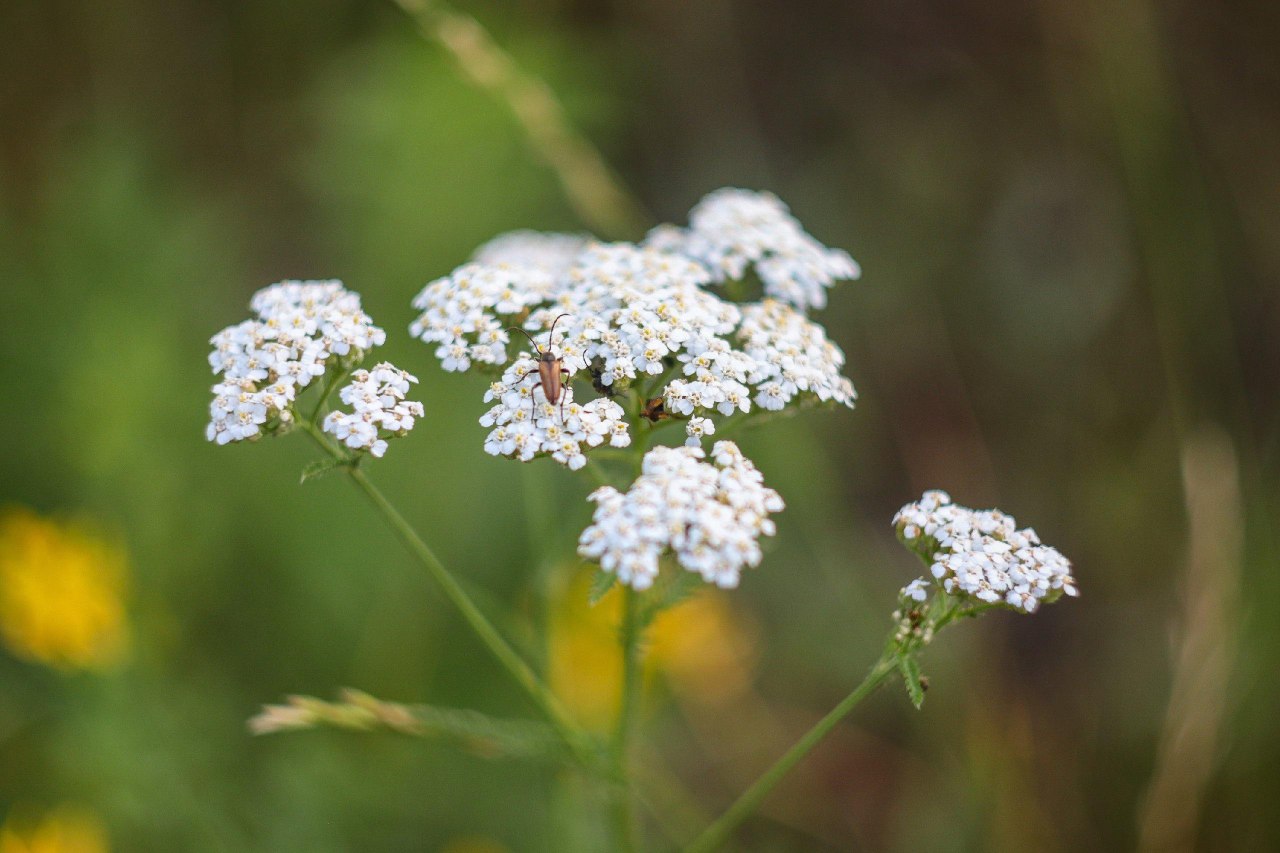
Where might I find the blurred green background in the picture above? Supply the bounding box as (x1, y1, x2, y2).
(1, 0, 1276, 850)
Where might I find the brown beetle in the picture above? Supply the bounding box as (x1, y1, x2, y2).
(508, 313, 575, 421)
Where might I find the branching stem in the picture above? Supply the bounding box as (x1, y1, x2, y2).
(296, 420, 601, 772)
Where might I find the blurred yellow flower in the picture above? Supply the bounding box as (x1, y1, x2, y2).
(0, 805, 109, 853)
(549, 571, 623, 730)
(649, 586, 757, 709)
(549, 568, 757, 729)
(0, 508, 129, 672)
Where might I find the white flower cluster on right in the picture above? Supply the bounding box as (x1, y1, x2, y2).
(322, 363, 424, 458)
(578, 442, 784, 591)
(893, 490, 1078, 614)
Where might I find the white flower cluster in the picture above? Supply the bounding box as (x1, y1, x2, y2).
(737, 300, 857, 410)
(322, 363, 424, 458)
(647, 188, 860, 311)
(893, 491, 1078, 614)
(472, 230, 588, 275)
(531, 243, 743, 389)
(480, 354, 630, 470)
(409, 263, 556, 372)
(411, 190, 861, 465)
(207, 281, 386, 445)
(578, 442, 784, 590)
(408, 232, 590, 374)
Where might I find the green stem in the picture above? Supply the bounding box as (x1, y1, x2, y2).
(685, 654, 898, 853)
(611, 585, 642, 850)
(309, 365, 351, 425)
(296, 420, 600, 771)
(583, 457, 614, 488)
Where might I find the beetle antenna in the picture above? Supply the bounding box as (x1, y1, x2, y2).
(547, 313, 570, 348)
(507, 326, 543, 354)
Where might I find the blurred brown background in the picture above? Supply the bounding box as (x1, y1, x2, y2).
(0, 0, 1277, 850)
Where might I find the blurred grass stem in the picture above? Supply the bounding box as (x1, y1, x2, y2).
(1137, 428, 1243, 852)
(295, 420, 600, 770)
(686, 652, 897, 852)
(391, 0, 648, 238)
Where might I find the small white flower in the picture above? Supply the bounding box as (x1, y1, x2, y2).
(322, 363, 424, 457)
(893, 492, 1078, 614)
(901, 578, 930, 602)
(207, 281, 385, 445)
(578, 441, 784, 591)
(685, 416, 716, 447)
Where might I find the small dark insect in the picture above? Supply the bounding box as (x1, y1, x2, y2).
(589, 360, 614, 399)
(508, 313, 575, 422)
(641, 397, 668, 422)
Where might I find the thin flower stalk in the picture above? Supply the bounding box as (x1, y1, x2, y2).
(685, 652, 898, 853)
(296, 419, 600, 771)
(687, 493, 1078, 849)
(610, 578, 642, 851)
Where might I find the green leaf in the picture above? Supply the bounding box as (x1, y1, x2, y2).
(300, 457, 349, 484)
(898, 655, 926, 709)
(638, 570, 703, 628)
(587, 567, 617, 605)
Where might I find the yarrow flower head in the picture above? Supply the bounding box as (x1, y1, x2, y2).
(322, 363, 425, 458)
(578, 442, 784, 591)
(647, 188, 860, 312)
(207, 280, 386, 445)
(410, 190, 862, 468)
(893, 490, 1078, 614)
